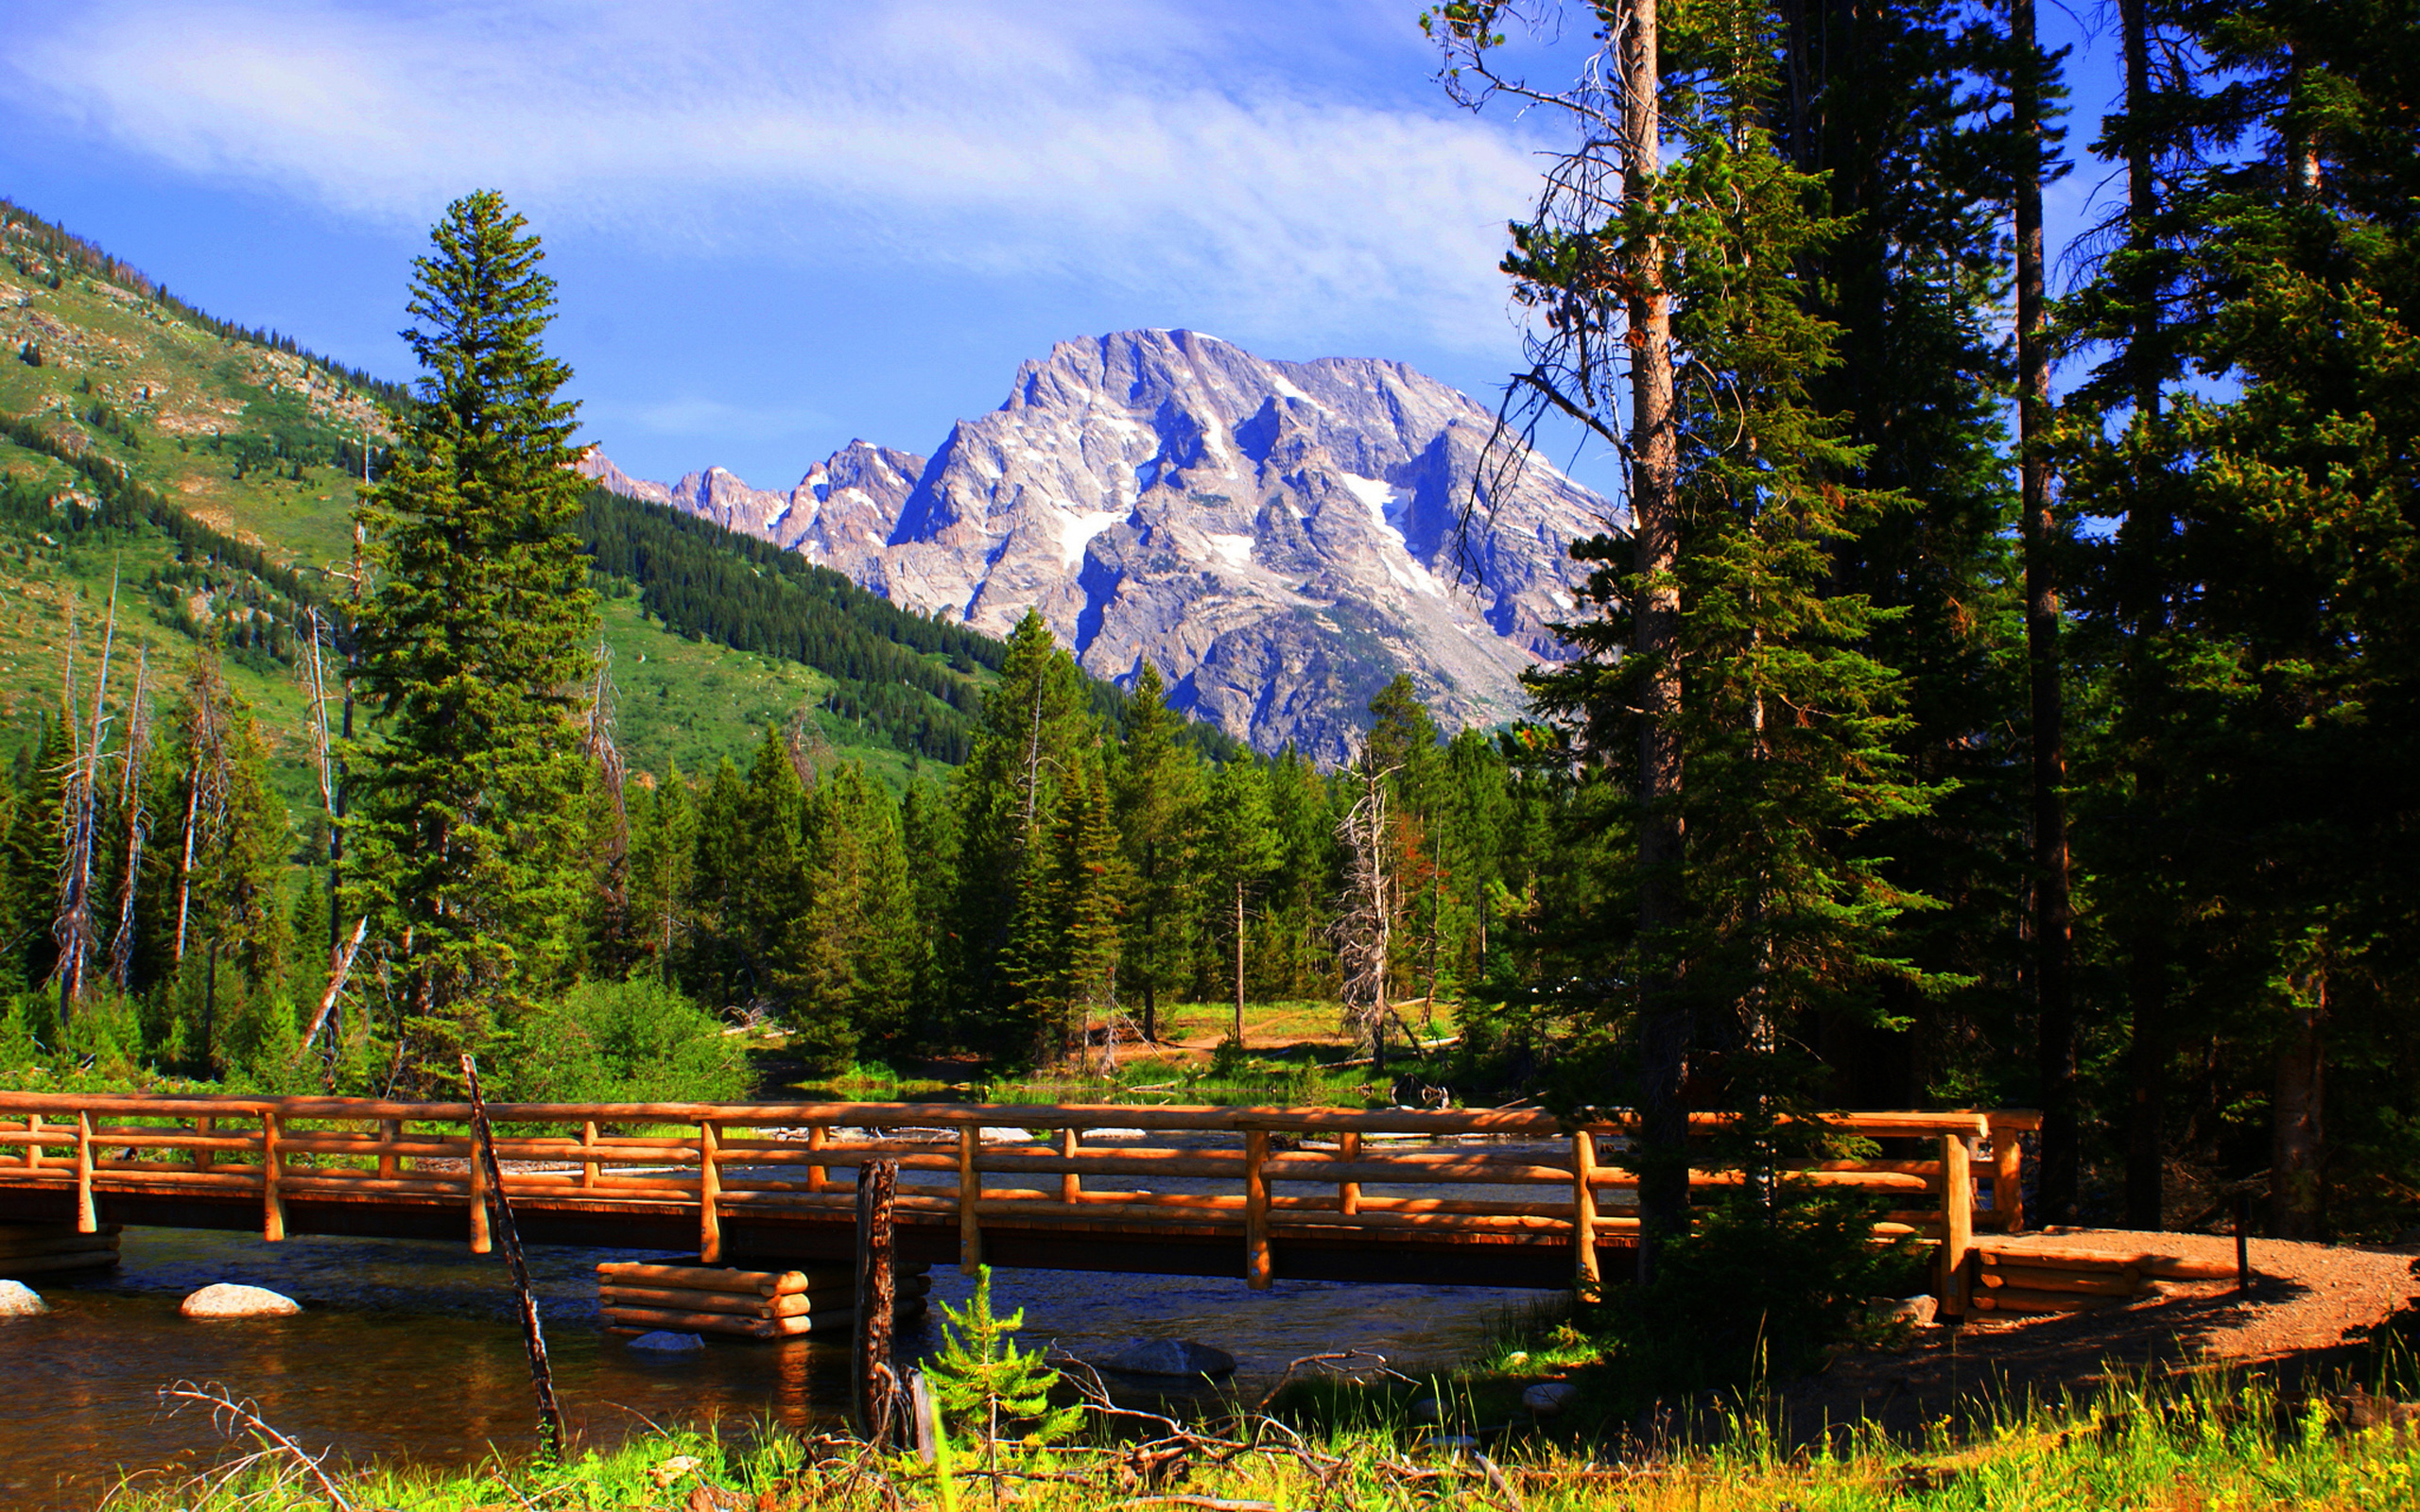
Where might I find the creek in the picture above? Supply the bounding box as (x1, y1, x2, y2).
(0, 1225, 1555, 1509)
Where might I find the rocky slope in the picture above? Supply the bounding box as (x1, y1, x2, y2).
(584, 330, 1615, 758)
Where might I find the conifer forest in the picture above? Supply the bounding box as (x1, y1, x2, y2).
(2, 0, 2416, 1265)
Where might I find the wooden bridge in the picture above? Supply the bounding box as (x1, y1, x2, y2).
(0, 1092, 2038, 1300)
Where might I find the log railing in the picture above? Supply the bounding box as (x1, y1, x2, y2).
(0, 1093, 2035, 1298)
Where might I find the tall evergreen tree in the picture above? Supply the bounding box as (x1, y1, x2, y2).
(1200, 758, 1280, 1045)
(949, 610, 1093, 1041)
(1111, 662, 1201, 1043)
(346, 190, 598, 1089)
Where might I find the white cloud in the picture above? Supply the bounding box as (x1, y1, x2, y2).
(2, 1, 1549, 354)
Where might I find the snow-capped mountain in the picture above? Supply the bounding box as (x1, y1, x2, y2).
(580, 330, 1615, 758)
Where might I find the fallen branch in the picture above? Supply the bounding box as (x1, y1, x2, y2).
(160, 1381, 356, 1511)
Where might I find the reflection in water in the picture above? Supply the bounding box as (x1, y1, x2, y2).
(0, 1227, 1547, 1509)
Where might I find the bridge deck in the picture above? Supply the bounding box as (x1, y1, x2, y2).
(0, 1094, 2038, 1300)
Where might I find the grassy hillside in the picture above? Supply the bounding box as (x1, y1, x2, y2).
(0, 201, 966, 797)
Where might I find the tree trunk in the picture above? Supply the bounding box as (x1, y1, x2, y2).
(2271, 971, 2324, 1239)
(2123, 931, 2167, 1228)
(2014, 0, 2077, 1225)
(2117, 0, 2169, 1236)
(1233, 880, 1245, 1048)
(1623, 0, 1688, 1283)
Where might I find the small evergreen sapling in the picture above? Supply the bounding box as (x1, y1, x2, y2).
(925, 1265, 1080, 1483)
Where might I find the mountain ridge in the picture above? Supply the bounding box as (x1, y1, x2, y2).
(583, 329, 1614, 757)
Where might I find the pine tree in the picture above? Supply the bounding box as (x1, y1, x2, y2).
(949, 610, 1093, 1043)
(1201, 759, 1279, 1046)
(346, 190, 598, 1090)
(624, 762, 696, 979)
(1443, 0, 1953, 1261)
(1004, 754, 1126, 1066)
(1111, 662, 1201, 1043)
(783, 762, 915, 1068)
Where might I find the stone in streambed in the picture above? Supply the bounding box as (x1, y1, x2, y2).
(1522, 1382, 1582, 1417)
(627, 1331, 706, 1352)
(1092, 1338, 1236, 1379)
(180, 1283, 300, 1318)
(0, 1280, 48, 1316)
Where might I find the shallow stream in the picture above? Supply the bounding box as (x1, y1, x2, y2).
(1, 1225, 1553, 1508)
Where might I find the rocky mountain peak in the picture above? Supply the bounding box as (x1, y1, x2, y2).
(582, 331, 1615, 759)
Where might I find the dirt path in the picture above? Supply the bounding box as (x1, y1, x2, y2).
(1791, 1228, 2420, 1436)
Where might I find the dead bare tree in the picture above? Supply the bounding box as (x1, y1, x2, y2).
(171, 651, 234, 967)
(1334, 746, 1399, 1073)
(53, 579, 120, 1016)
(107, 644, 150, 991)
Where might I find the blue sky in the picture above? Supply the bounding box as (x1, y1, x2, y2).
(1, 2, 2120, 499)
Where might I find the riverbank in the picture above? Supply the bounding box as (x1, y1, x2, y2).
(94, 1368, 2420, 1511)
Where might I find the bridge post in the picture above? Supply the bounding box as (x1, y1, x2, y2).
(956, 1125, 981, 1275)
(261, 1110, 285, 1243)
(579, 1121, 598, 1190)
(1570, 1127, 1599, 1295)
(1990, 1115, 2026, 1233)
(194, 1115, 213, 1173)
(379, 1119, 402, 1181)
(24, 1112, 39, 1171)
(74, 1111, 95, 1234)
(699, 1122, 722, 1264)
(1338, 1130, 1360, 1216)
(467, 1127, 490, 1254)
(1059, 1126, 1080, 1204)
(806, 1124, 828, 1194)
(1937, 1133, 1973, 1318)
(1244, 1128, 1271, 1289)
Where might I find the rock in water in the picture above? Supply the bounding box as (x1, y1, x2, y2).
(0, 1280, 48, 1316)
(1093, 1338, 1237, 1379)
(1522, 1382, 1582, 1416)
(180, 1283, 300, 1318)
(627, 1331, 707, 1352)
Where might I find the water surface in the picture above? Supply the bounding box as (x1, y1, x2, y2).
(2, 1225, 1549, 1508)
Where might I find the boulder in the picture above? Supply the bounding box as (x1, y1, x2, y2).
(1869, 1295, 1939, 1328)
(0, 1280, 48, 1316)
(1522, 1382, 1582, 1417)
(628, 1331, 706, 1352)
(1092, 1338, 1236, 1379)
(180, 1283, 300, 1318)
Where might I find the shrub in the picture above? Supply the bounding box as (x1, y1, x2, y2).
(514, 977, 750, 1104)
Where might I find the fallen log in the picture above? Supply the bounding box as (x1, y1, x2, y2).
(1970, 1287, 2127, 1314)
(1978, 1264, 2143, 1297)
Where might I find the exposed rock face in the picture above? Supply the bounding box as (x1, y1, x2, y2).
(180, 1282, 300, 1318)
(586, 331, 1614, 758)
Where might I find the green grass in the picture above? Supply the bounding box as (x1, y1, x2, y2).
(91, 1360, 2420, 1511)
